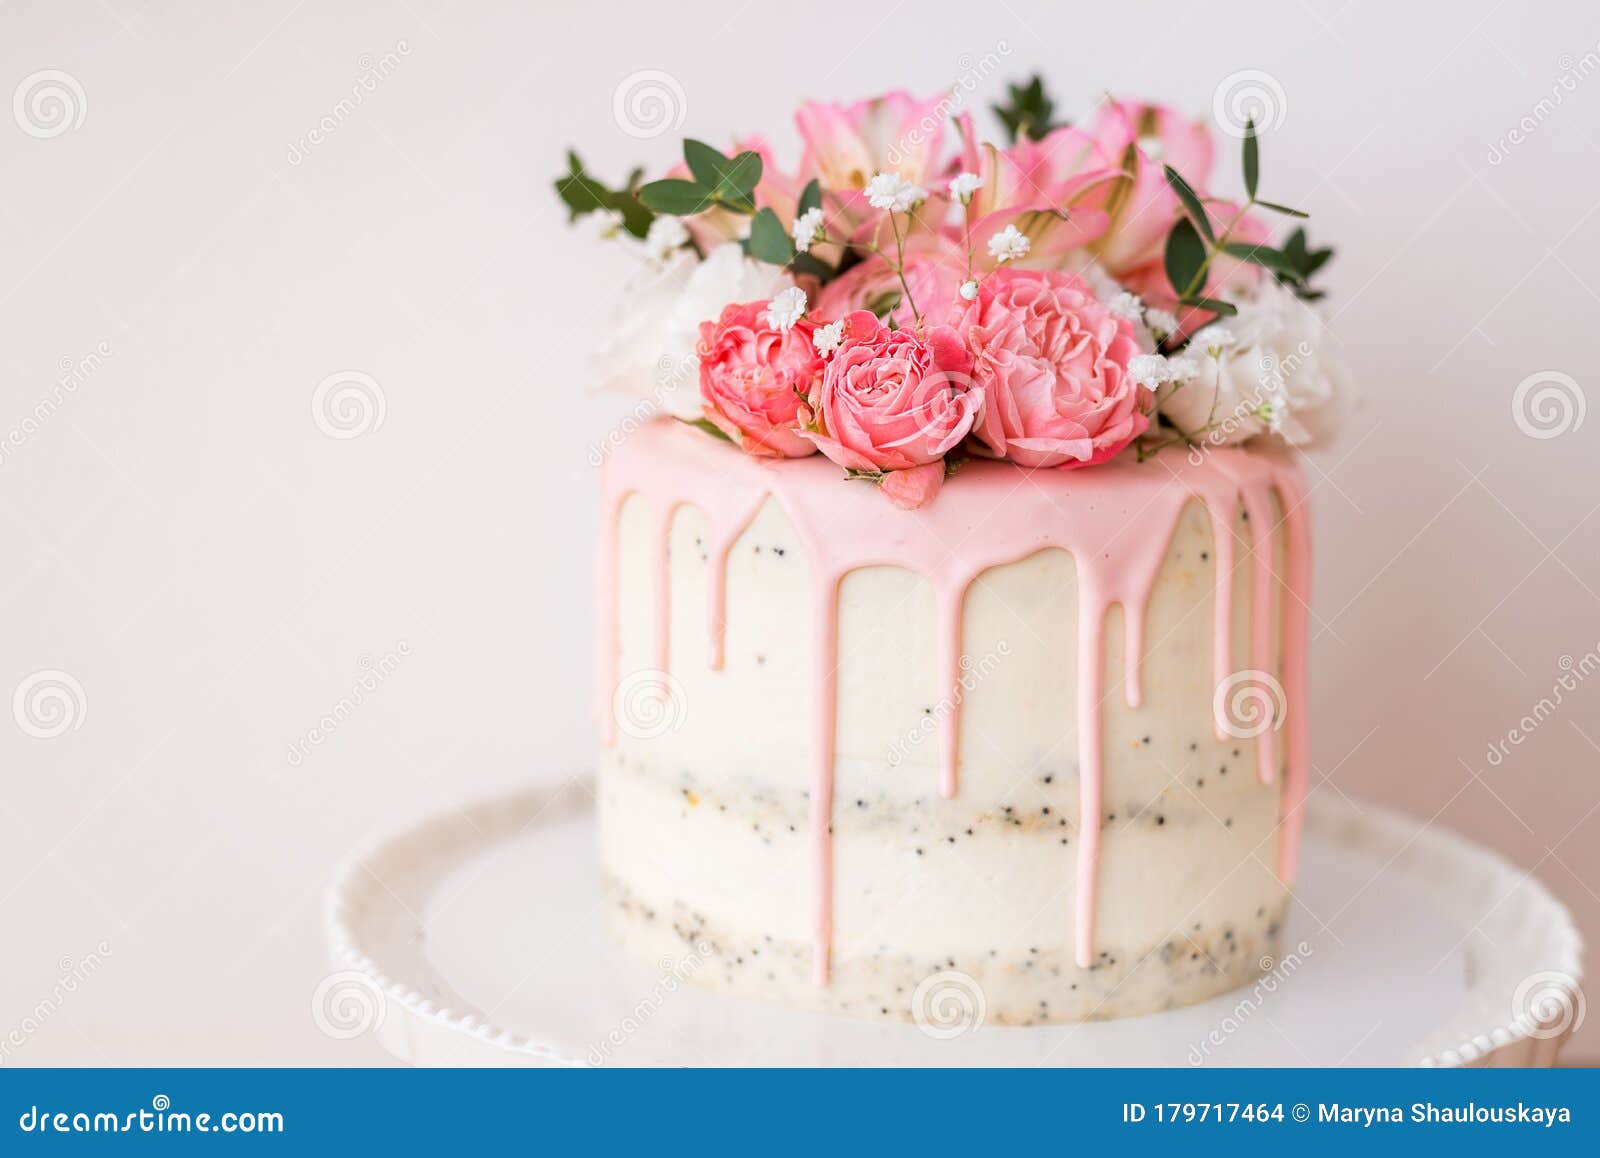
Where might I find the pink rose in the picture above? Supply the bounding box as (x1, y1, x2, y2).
(953, 269, 1149, 469)
(696, 301, 823, 458)
(878, 461, 946, 510)
(803, 310, 981, 482)
(814, 238, 967, 329)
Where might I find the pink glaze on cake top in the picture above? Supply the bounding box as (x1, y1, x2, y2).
(596, 419, 1310, 983)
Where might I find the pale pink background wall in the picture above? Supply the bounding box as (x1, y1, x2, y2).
(1, 0, 1595, 1062)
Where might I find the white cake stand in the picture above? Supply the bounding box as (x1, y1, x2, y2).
(322, 779, 1584, 1067)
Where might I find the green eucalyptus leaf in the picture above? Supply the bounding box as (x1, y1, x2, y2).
(1163, 165, 1214, 241)
(638, 178, 717, 215)
(1242, 119, 1259, 200)
(747, 207, 795, 265)
(1164, 217, 1207, 297)
(1183, 296, 1239, 317)
(679, 416, 735, 444)
(798, 178, 823, 217)
(718, 150, 763, 198)
(1254, 199, 1309, 219)
(683, 139, 731, 188)
(1221, 241, 1300, 277)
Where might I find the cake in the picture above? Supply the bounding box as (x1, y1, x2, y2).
(562, 77, 1342, 1026)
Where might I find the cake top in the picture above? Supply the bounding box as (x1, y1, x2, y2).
(559, 76, 1344, 509)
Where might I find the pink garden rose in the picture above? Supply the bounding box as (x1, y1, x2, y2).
(953, 269, 1149, 469)
(696, 301, 823, 458)
(814, 237, 967, 329)
(803, 311, 980, 507)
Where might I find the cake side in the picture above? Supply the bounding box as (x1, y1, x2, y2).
(595, 419, 1308, 1024)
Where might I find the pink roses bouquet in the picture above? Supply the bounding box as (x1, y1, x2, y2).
(559, 75, 1338, 508)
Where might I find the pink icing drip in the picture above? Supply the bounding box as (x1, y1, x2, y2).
(1241, 488, 1279, 786)
(1208, 499, 1237, 740)
(595, 420, 1312, 985)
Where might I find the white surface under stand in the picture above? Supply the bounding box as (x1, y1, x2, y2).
(322, 781, 1584, 1067)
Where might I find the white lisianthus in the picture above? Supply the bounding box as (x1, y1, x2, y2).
(592, 243, 794, 419)
(642, 215, 689, 263)
(948, 171, 983, 205)
(864, 172, 926, 212)
(791, 207, 826, 253)
(988, 224, 1030, 263)
(764, 286, 808, 332)
(1159, 282, 1345, 446)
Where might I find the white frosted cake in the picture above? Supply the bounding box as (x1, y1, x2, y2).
(565, 79, 1337, 1025)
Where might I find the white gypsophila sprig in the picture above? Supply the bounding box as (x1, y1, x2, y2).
(1107, 291, 1144, 323)
(1128, 353, 1201, 388)
(959, 279, 979, 301)
(792, 207, 826, 254)
(948, 171, 983, 205)
(864, 172, 926, 213)
(643, 215, 689, 262)
(813, 320, 844, 356)
(1144, 307, 1180, 340)
(585, 208, 628, 242)
(1201, 327, 1237, 357)
(764, 286, 808, 332)
(988, 224, 1030, 263)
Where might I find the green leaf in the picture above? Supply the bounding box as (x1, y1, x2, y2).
(862, 289, 903, 320)
(797, 179, 823, 217)
(747, 207, 794, 265)
(1220, 241, 1301, 278)
(991, 74, 1066, 144)
(1163, 165, 1213, 241)
(1164, 217, 1207, 298)
(638, 178, 717, 215)
(712, 151, 763, 205)
(790, 252, 834, 281)
(1183, 296, 1239, 317)
(1254, 199, 1309, 219)
(683, 139, 731, 189)
(553, 151, 653, 237)
(1242, 119, 1259, 200)
(679, 417, 734, 445)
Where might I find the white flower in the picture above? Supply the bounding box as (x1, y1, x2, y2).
(792, 207, 826, 254)
(764, 286, 808, 332)
(864, 172, 926, 213)
(584, 208, 627, 242)
(948, 171, 983, 205)
(813, 320, 844, 356)
(1145, 307, 1180, 339)
(643, 215, 689, 263)
(988, 224, 1030, 263)
(1166, 355, 1202, 381)
(593, 243, 794, 419)
(1159, 282, 1345, 446)
(1107, 291, 1144, 322)
(1129, 354, 1180, 388)
(959, 279, 979, 301)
